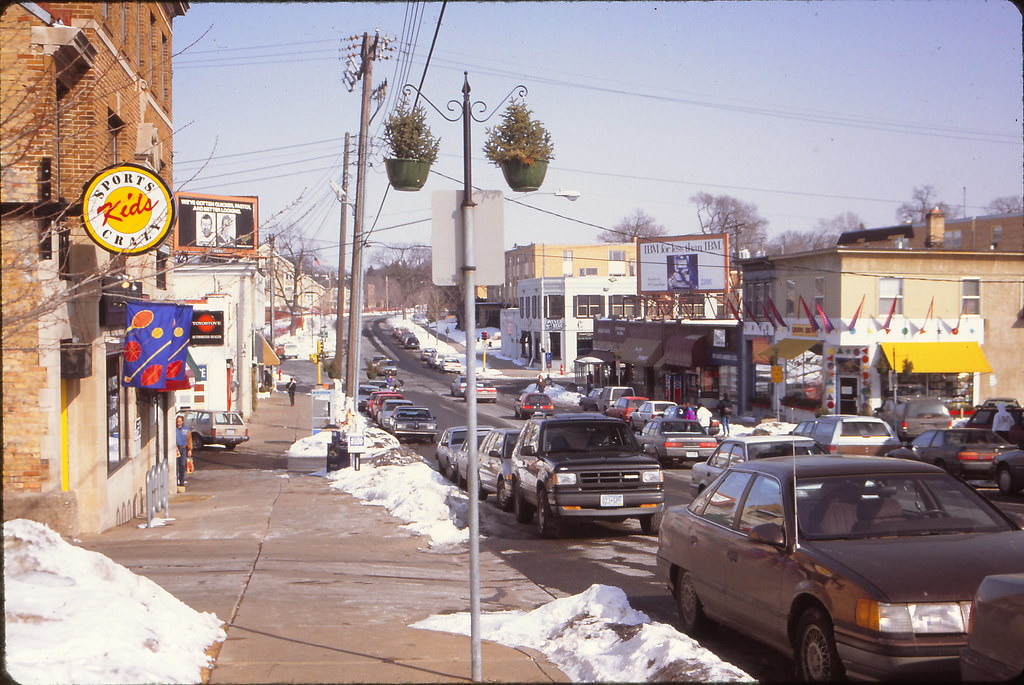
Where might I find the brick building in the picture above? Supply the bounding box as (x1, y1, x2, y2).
(2, 2, 189, 534)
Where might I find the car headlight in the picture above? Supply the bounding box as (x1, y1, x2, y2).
(642, 470, 664, 483)
(856, 600, 971, 634)
(553, 472, 577, 486)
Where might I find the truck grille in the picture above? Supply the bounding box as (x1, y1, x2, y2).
(579, 471, 643, 488)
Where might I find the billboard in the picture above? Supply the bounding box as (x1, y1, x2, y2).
(636, 234, 730, 295)
(174, 192, 258, 254)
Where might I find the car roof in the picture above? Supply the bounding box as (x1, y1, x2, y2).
(723, 435, 820, 444)
(732, 454, 945, 479)
(536, 413, 627, 423)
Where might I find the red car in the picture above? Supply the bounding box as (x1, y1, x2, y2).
(605, 396, 648, 423)
(366, 391, 403, 420)
(514, 392, 553, 419)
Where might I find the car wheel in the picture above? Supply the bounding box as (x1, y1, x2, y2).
(513, 483, 534, 524)
(476, 479, 488, 502)
(536, 487, 560, 538)
(675, 570, 707, 635)
(795, 606, 844, 682)
(191, 433, 203, 450)
(997, 465, 1021, 495)
(639, 511, 662, 536)
(496, 477, 514, 512)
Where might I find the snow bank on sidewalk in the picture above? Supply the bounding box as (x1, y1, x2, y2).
(4, 518, 225, 684)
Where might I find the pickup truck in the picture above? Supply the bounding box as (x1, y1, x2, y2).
(510, 413, 665, 538)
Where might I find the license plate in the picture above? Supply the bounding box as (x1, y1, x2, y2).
(225, 429, 236, 436)
(600, 494, 624, 507)
(686, 451, 698, 459)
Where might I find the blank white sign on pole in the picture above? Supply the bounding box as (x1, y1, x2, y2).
(431, 190, 505, 286)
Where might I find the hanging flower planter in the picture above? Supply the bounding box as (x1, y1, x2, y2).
(498, 159, 549, 193)
(483, 99, 554, 193)
(382, 101, 439, 192)
(385, 158, 432, 192)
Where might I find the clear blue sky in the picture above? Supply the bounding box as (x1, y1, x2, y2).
(171, 1, 1023, 265)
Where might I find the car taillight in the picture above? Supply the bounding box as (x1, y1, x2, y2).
(830, 445, 839, 453)
(664, 441, 684, 448)
(210, 428, 217, 436)
(959, 451, 981, 461)
(901, 421, 907, 431)
(699, 441, 717, 448)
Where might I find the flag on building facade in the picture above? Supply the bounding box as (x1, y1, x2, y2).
(816, 301, 835, 333)
(767, 296, 788, 329)
(123, 302, 192, 389)
(798, 296, 820, 332)
(882, 296, 898, 333)
(920, 297, 934, 335)
(848, 294, 866, 332)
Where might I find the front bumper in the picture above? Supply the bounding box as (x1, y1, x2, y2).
(836, 630, 965, 681)
(550, 489, 665, 519)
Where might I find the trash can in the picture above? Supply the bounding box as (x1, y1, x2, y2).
(327, 430, 350, 471)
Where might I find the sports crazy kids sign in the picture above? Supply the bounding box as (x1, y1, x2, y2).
(636, 234, 730, 295)
(81, 164, 174, 254)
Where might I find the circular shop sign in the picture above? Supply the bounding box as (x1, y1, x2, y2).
(81, 164, 174, 254)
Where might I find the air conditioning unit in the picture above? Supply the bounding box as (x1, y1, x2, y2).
(135, 122, 163, 171)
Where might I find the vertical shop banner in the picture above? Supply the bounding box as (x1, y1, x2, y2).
(123, 302, 192, 389)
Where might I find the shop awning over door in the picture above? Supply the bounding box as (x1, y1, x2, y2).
(575, 350, 615, 364)
(879, 342, 992, 374)
(770, 338, 818, 359)
(619, 338, 663, 365)
(256, 333, 281, 366)
(658, 334, 707, 368)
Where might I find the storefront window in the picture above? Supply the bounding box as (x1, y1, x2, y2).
(107, 355, 125, 472)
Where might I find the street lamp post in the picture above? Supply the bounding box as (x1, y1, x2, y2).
(402, 73, 527, 683)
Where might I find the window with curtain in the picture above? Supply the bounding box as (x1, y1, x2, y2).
(961, 278, 980, 315)
(879, 277, 903, 315)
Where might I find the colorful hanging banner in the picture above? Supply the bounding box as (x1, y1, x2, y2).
(816, 301, 835, 333)
(920, 297, 934, 335)
(798, 296, 820, 332)
(848, 294, 866, 332)
(123, 302, 193, 389)
(767, 296, 788, 329)
(881, 296, 898, 334)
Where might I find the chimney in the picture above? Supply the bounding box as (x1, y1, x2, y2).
(925, 207, 945, 247)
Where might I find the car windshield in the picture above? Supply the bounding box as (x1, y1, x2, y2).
(748, 441, 824, 459)
(796, 474, 1011, 540)
(541, 422, 636, 452)
(661, 420, 704, 434)
(396, 409, 432, 420)
(839, 421, 892, 437)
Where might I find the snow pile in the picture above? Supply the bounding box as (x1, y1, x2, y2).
(287, 425, 398, 457)
(4, 518, 226, 685)
(412, 584, 752, 682)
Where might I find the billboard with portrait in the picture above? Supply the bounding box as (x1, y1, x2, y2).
(174, 192, 258, 254)
(637, 234, 730, 295)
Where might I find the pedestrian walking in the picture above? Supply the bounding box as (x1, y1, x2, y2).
(536, 373, 545, 392)
(174, 415, 192, 492)
(992, 402, 1014, 438)
(695, 402, 713, 433)
(719, 394, 734, 435)
(680, 400, 696, 421)
(287, 377, 297, 406)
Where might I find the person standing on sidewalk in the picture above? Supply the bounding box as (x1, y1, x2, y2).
(287, 377, 297, 406)
(175, 415, 192, 491)
(719, 394, 734, 436)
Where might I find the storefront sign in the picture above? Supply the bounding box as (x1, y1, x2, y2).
(81, 164, 174, 254)
(174, 192, 259, 254)
(191, 310, 225, 346)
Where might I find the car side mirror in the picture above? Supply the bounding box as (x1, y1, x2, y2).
(521, 444, 536, 457)
(748, 522, 786, 548)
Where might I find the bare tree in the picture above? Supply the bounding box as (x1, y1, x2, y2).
(764, 211, 863, 255)
(896, 185, 958, 223)
(690, 192, 769, 258)
(986, 195, 1023, 215)
(598, 209, 666, 243)
(268, 228, 330, 335)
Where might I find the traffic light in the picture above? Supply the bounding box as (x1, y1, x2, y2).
(481, 331, 488, 341)
(316, 339, 324, 358)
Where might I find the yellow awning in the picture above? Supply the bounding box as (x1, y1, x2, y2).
(771, 338, 818, 359)
(258, 333, 281, 366)
(880, 342, 991, 374)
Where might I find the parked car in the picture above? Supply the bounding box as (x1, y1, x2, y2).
(596, 385, 636, 413)
(365, 390, 403, 420)
(377, 398, 415, 431)
(578, 388, 602, 412)
(448, 376, 497, 402)
(960, 573, 1024, 682)
(992, 449, 1024, 495)
(964, 403, 1024, 447)
(403, 335, 420, 350)
(476, 427, 523, 511)
(805, 414, 901, 456)
(884, 428, 1014, 479)
(875, 397, 951, 440)
(451, 425, 497, 490)
(636, 418, 718, 467)
(692, 435, 826, 493)
(657, 455, 1024, 681)
(182, 410, 249, 450)
(419, 347, 435, 362)
(629, 400, 676, 432)
(514, 392, 554, 419)
(425, 349, 443, 368)
(435, 425, 491, 483)
(510, 413, 665, 537)
(388, 406, 438, 443)
(356, 384, 378, 412)
(605, 396, 648, 423)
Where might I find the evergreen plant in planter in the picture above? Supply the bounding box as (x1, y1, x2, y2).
(383, 102, 440, 191)
(483, 99, 554, 192)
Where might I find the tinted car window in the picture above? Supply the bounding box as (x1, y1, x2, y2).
(747, 442, 823, 459)
(541, 422, 635, 452)
(840, 420, 891, 437)
(662, 420, 703, 433)
(703, 471, 753, 527)
(214, 412, 243, 425)
(738, 475, 785, 533)
(912, 431, 936, 448)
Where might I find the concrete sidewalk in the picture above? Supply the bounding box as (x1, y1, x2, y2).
(78, 394, 568, 683)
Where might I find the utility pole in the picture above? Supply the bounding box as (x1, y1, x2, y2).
(331, 132, 351, 390)
(268, 234, 276, 346)
(344, 32, 378, 398)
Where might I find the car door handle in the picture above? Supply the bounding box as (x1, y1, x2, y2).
(689, 535, 698, 546)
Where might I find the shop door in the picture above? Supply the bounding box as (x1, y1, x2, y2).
(838, 376, 859, 414)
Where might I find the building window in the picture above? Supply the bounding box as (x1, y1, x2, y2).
(574, 295, 604, 318)
(785, 280, 796, 316)
(576, 332, 594, 354)
(961, 278, 980, 315)
(945, 230, 962, 249)
(814, 276, 825, 311)
(108, 110, 125, 163)
(609, 249, 626, 276)
(562, 250, 573, 277)
(545, 294, 564, 319)
(579, 267, 598, 276)
(992, 226, 1002, 250)
(107, 355, 126, 472)
(160, 33, 168, 101)
(137, 7, 144, 72)
(531, 295, 539, 319)
(879, 277, 903, 316)
(609, 295, 636, 318)
(156, 251, 168, 289)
